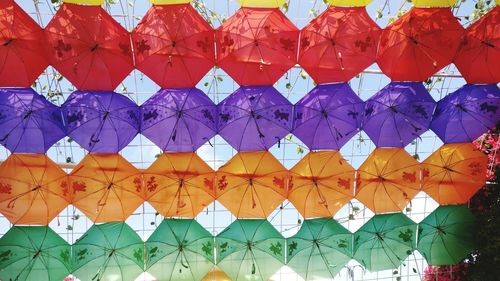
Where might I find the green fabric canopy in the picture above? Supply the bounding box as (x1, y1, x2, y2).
(0, 226, 71, 281)
(353, 213, 417, 271)
(145, 218, 214, 281)
(418, 205, 476, 265)
(287, 218, 352, 280)
(215, 219, 285, 281)
(72, 222, 144, 281)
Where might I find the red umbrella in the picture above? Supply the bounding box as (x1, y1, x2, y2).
(377, 8, 464, 82)
(45, 3, 134, 91)
(132, 3, 215, 88)
(454, 6, 499, 84)
(299, 6, 381, 84)
(0, 0, 48, 87)
(216, 7, 299, 86)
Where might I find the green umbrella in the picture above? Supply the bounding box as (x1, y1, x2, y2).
(353, 213, 417, 271)
(417, 205, 476, 265)
(0, 226, 71, 281)
(145, 219, 214, 281)
(215, 219, 285, 281)
(287, 218, 352, 280)
(72, 222, 144, 281)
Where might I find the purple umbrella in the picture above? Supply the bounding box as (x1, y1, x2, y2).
(293, 83, 364, 150)
(363, 82, 436, 147)
(218, 86, 293, 151)
(141, 88, 217, 152)
(62, 91, 140, 153)
(431, 84, 500, 143)
(0, 88, 65, 153)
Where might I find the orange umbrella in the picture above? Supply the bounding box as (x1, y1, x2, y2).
(289, 151, 355, 218)
(216, 151, 288, 218)
(0, 154, 69, 225)
(202, 266, 231, 281)
(143, 152, 216, 218)
(422, 143, 487, 205)
(69, 153, 143, 223)
(356, 148, 420, 214)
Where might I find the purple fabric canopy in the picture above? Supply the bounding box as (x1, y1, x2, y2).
(62, 91, 140, 153)
(293, 83, 364, 150)
(141, 88, 217, 152)
(0, 88, 65, 153)
(431, 84, 500, 143)
(218, 86, 293, 151)
(363, 82, 436, 147)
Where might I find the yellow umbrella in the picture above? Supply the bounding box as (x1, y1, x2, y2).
(326, 0, 374, 7)
(150, 0, 191, 4)
(237, 0, 286, 8)
(201, 267, 232, 281)
(412, 0, 457, 7)
(63, 0, 103, 5)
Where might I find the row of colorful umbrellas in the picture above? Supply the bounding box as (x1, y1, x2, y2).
(1, 0, 498, 90)
(0, 144, 487, 224)
(0, 206, 476, 281)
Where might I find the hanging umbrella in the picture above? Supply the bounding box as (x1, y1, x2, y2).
(45, 3, 133, 91)
(412, 0, 457, 7)
(0, 154, 70, 225)
(215, 219, 285, 281)
(143, 152, 216, 218)
(145, 219, 214, 281)
(298, 6, 380, 84)
(326, 0, 374, 6)
(141, 88, 217, 152)
(62, 91, 141, 153)
(150, 0, 191, 4)
(0, 226, 71, 281)
(0, 0, 48, 87)
(356, 148, 421, 214)
(417, 205, 476, 265)
(377, 8, 464, 81)
(0, 88, 65, 153)
(363, 82, 436, 147)
(287, 218, 353, 280)
(237, 0, 286, 7)
(293, 83, 364, 150)
(202, 267, 232, 281)
(132, 3, 215, 88)
(72, 222, 144, 281)
(430, 84, 500, 143)
(216, 151, 288, 218)
(421, 143, 487, 205)
(353, 213, 417, 271)
(69, 153, 144, 223)
(215, 8, 299, 86)
(218, 86, 293, 151)
(288, 151, 355, 218)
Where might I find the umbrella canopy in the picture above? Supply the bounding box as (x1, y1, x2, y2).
(0, 0, 48, 87)
(237, 0, 286, 8)
(145, 219, 214, 281)
(0, 88, 65, 154)
(216, 151, 288, 218)
(72, 222, 144, 281)
(69, 153, 144, 223)
(293, 83, 364, 150)
(215, 219, 285, 281)
(0, 154, 69, 225)
(455, 6, 499, 84)
(417, 205, 476, 265)
(0, 226, 71, 281)
(202, 267, 232, 281)
(377, 8, 464, 82)
(353, 213, 417, 271)
(287, 218, 353, 280)
(143, 152, 216, 218)
(45, 3, 133, 91)
(215, 8, 299, 86)
(132, 4, 215, 88)
(62, 91, 141, 153)
(298, 7, 380, 84)
(326, 0, 374, 6)
(289, 151, 355, 218)
(218, 86, 293, 151)
(422, 143, 487, 205)
(363, 82, 436, 147)
(356, 148, 421, 214)
(412, 0, 457, 7)
(141, 88, 217, 152)
(430, 84, 500, 143)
